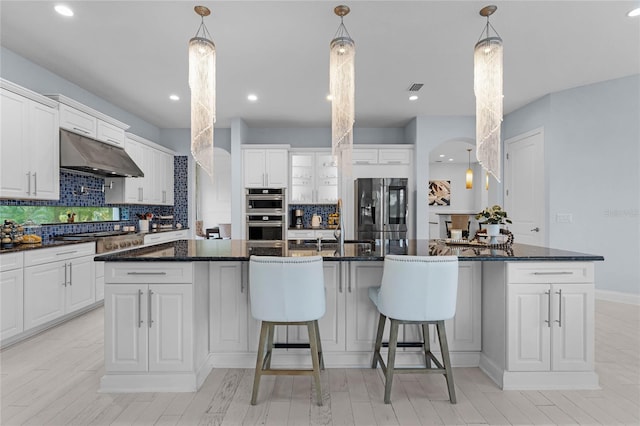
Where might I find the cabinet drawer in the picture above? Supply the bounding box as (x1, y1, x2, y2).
(316, 230, 337, 239)
(97, 120, 125, 147)
(144, 230, 187, 246)
(378, 148, 411, 165)
(24, 242, 95, 266)
(507, 262, 594, 284)
(105, 262, 193, 283)
(352, 149, 378, 165)
(288, 230, 315, 239)
(0, 252, 24, 272)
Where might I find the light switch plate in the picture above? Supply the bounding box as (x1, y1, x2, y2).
(556, 213, 573, 223)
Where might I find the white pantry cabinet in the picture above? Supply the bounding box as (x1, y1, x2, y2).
(243, 147, 289, 188)
(290, 151, 338, 204)
(105, 133, 175, 205)
(23, 243, 95, 330)
(0, 252, 24, 341)
(1, 81, 60, 200)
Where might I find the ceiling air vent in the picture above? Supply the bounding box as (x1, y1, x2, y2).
(408, 83, 424, 92)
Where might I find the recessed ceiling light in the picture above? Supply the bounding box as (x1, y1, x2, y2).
(409, 95, 418, 101)
(54, 4, 74, 17)
(169, 94, 180, 101)
(628, 7, 640, 17)
(439, 154, 445, 158)
(247, 94, 258, 102)
(448, 158, 454, 162)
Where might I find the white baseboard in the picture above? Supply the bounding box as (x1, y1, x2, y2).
(595, 289, 640, 305)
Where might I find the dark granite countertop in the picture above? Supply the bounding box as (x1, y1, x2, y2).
(94, 239, 604, 262)
(0, 228, 189, 255)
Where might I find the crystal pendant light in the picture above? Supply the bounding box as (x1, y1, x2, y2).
(466, 148, 473, 189)
(189, 6, 216, 178)
(474, 5, 503, 182)
(330, 5, 355, 177)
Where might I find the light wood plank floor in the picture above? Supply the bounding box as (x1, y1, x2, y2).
(1, 300, 638, 425)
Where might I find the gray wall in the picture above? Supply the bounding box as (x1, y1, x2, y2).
(504, 74, 640, 295)
(1, 47, 160, 143)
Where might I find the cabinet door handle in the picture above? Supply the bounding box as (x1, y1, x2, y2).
(68, 262, 72, 285)
(56, 250, 78, 256)
(63, 263, 67, 287)
(338, 262, 343, 293)
(72, 127, 90, 135)
(33, 172, 37, 196)
(26, 172, 31, 195)
(138, 289, 144, 327)
(127, 271, 167, 275)
(555, 289, 562, 327)
(148, 290, 154, 328)
(533, 271, 572, 276)
(347, 262, 352, 293)
(544, 290, 551, 327)
(138, 187, 143, 202)
(240, 263, 245, 293)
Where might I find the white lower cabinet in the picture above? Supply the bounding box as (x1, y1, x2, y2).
(208, 260, 479, 366)
(346, 261, 481, 354)
(23, 245, 95, 331)
(508, 283, 593, 372)
(209, 262, 249, 352)
(481, 261, 597, 390)
(101, 262, 209, 392)
(104, 283, 193, 372)
(1, 268, 24, 341)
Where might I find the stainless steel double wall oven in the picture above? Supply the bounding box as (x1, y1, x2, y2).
(245, 188, 286, 242)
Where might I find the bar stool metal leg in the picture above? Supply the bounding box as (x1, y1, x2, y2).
(436, 320, 456, 403)
(265, 323, 275, 369)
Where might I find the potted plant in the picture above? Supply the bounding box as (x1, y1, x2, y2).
(476, 205, 512, 243)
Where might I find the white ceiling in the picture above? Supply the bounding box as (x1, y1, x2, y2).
(1, 1, 638, 131)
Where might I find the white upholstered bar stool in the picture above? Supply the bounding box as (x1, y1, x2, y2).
(249, 255, 326, 406)
(369, 255, 459, 404)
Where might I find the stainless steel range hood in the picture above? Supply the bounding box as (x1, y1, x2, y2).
(60, 129, 144, 178)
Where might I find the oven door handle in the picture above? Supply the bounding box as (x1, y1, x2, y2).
(246, 221, 284, 227)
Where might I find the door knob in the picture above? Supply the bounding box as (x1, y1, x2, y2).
(531, 227, 540, 232)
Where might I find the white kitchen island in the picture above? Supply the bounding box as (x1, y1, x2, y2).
(96, 239, 603, 393)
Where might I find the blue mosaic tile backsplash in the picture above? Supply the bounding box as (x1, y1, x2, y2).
(288, 204, 339, 228)
(0, 156, 188, 242)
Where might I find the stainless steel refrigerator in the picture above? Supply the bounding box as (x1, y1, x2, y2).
(355, 178, 408, 242)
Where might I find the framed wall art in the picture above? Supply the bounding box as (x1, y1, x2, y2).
(428, 180, 451, 206)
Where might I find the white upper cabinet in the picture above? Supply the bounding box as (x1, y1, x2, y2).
(48, 94, 128, 148)
(105, 133, 175, 205)
(290, 151, 338, 204)
(352, 146, 412, 165)
(243, 147, 288, 188)
(1, 80, 60, 200)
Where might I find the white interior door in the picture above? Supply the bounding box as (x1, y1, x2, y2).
(504, 128, 546, 246)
